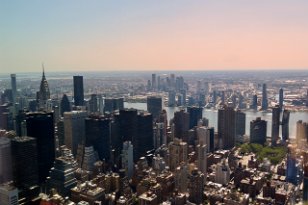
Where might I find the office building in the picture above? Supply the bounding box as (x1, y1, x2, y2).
(11, 136, 39, 188)
(279, 88, 284, 111)
(281, 109, 290, 142)
(60, 94, 71, 116)
(64, 111, 87, 155)
(85, 116, 111, 161)
(173, 109, 190, 140)
(0, 136, 12, 184)
(197, 144, 207, 175)
(46, 146, 77, 196)
(122, 141, 134, 179)
(250, 117, 267, 144)
(10, 74, 17, 104)
(188, 168, 204, 204)
(261, 83, 268, 110)
(104, 97, 124, 113)
(26, 112, 55, 183)
(296, 120, 308, 143)
(271, 105, 280, 146)
(168, 138, 188, 171)
(0, 182, 18, 205)
(73, 76, 84, 106)
(147, 96, 162, 120)
(37, 69, 50, 111)
(168, 91, 176, 107)
(151, 73, 157, 91)
(215, 160, 230, 185)
(187, 106, 203, 129)
(218, 106, 236, 149)
(236, 110, 246, 137)
(88, 94, 98, 113)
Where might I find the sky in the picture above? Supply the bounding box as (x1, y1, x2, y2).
(1, 0, 308, 73)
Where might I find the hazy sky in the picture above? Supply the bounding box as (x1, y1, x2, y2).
(1, 1, 308, 73)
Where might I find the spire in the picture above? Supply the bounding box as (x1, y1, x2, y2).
(42, 62, 45, 79)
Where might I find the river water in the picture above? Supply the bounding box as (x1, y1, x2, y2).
(124, 102, 308, 138)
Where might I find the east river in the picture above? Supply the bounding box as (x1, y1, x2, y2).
(124, 102, 308, 138)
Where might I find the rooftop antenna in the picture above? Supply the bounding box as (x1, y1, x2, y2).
(42, 62, 45, 78)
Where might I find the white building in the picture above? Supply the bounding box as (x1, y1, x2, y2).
(215, 159, 231, 185)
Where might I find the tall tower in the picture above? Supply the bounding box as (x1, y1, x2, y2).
(218, 106, 236, 149)
(197, 144, 207, 175)
(279, 88, 284, 111)
(147, 96, 162, 120)
(251, 94, 258, 110)
(26, 112, 55, 183)
(188, 168, 204, 204)
(261, 84, 268, 110)
(64, 111, 87, 155)
(187, 106, 203, 129)
(37, 67, 50, 111)
(10, 74, 17, 104)
(122, 141, 134, 179)
(151, 73, 156, 91)
(281, 109, 290, 142)
(250, 117, 267, 144)
(73, 76, 84, 106)
(0, 136, 12, 184)
(60, 94, 71, 116)
(271, 105, 280, 146)
(173, 109, 190, 140)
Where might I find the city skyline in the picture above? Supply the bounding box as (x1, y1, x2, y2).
(1, 0, 308, 73)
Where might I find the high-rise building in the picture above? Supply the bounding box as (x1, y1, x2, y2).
(73, 76, 84, 106)
(168, 91, 176, 107)
(296, 120, 308, 143)
(218, 106, 236, 149)
(0, 182, 18, 205)
(26, 112, 55, 183)
(187, 107, 203, 129)
(121, 141, 134, 179)
(281, 109, 290, 142)
(85, 116, 111, 161)
(168, 138, 187, 170)
(151, 74, 156, 91)
(37, 68, 50, 111)
(250, 94, 258, 110)
(147, 96, 162, 120)
(88, 94, 98, 113)
(279, 88, 284, 111)
(60, 94, 71, 116)
(271, 105, 280, 146)
(215, 160, 230, 185)
(188, 168, 204, 204)
(46, 146, 77, 196)
(196, 126, 214, 153)
(173, 109, 190, 140)
(197, 144, 207, 175)
(236, 110, 246, 137)
(136, 112, 154, 160)
(10, 74, 17, 104)
(11, 136, 39, 189)
(153, 123, 166, 148)
(250, 117, 267, 144)
(261, 84, 268, 110)
(104, 97, 124, 113)
(0, 136, 12, 184)
(64, 111, 87, 155)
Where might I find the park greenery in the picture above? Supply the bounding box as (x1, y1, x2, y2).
(239, 143, 287, 165)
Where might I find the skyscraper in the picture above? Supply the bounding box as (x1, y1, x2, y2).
(0, 136, 12, 184)
(136, 112, 154, 160)
(37, 69, 50, 111)
(147, 96, 162, 120)
(85, 116, 111, 161)
(271, 105, 280, 146)
(250, 94, 258, 110)
(151, 73, 156, 91)
(26, 112, 55, 183)
(64, 111, 87, 155)
(168, 91, 176, 107)
(60, 94, 71, 116)
(173, 109, 190, 140)
(88, 94, 98, 113)
(122, 141, 134, 179)
(261, 84, 268, 110)
(73, 76, 84, 106)
(281, 109, 290, 142)
(279, 88, 284, 111)
(11, 136, 39, 188)
(188, 168, 204, 204)
(250, 117, 267, 144)
(10, 74, 17, 104)
(218, 106, 236, 149)
(236, 110, 246, 137)
(187, 106, 203, 129)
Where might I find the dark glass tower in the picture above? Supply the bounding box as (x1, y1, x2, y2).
(136, 112, 154, 160)
(236, 110, 246, 137)
(73, 76, 84, 106)
(250, 117, 267, 144)
(26, 112, 55, 183)
(11, 136, 39, 188)
(281, 109, 290, 142)
(85, 116, 111, 161)
(187, 107, 203, 129)
(271, 105, 280, 146)
(250, 94, 257, 110)
(261, 83, 268, 110)
(218, 106, 236, 149)
(174, 109, 190, 140)
(60, 94, 71, 116)
(10, 74, 17, 103)
(147, 96, 162, 120)
(279, 88, 284, 112)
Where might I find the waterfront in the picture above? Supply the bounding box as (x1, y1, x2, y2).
(125, 102, 308, 138)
